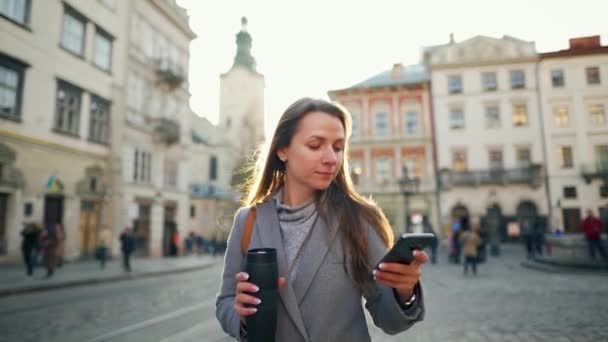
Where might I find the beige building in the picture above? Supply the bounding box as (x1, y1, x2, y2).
(188, 17, 264, 243)
(0, 0, 128, 260)
(329, 63, 439, 236)
(538, 35, 608, 233)
(219, 17, 265, 161)
(189, 113, 237, 242)
(119, 0, 195, 256)
(427, 35, 549, 251)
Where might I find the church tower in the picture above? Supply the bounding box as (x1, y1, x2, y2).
(219, 17, 265, 163)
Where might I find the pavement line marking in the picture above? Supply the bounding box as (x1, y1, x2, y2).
(84, 301, 208, 342)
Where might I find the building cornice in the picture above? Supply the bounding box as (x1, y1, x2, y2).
(430, 56, 539, 71)
(148, 0, 196, 40)
(0, 129, 108, 159)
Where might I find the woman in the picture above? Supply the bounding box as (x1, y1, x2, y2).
(216, 98, 427, 341)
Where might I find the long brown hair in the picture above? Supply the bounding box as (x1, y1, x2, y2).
(242, 97, 394, 292)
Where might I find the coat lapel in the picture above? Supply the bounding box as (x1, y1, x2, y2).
(292, 213, 340, 304)
(256, 201, 309, 342)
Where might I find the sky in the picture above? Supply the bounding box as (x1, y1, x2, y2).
(176, 0, 607, 137)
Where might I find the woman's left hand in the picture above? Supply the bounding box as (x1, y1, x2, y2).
(372, 250, 429, 300)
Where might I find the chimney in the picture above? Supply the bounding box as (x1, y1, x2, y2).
(569, 35, 601, 50)
(391, 63, 405, 80)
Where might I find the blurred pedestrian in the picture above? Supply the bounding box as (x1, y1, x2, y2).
(119, 227, 135, 272)
(533, 220, 545, 257)
(55, 224, 66, 268)
(422, 216, 437, 264)
(581, 209, 607, 261)
(460, 224, 481, 276)
(521, 220, 535, 259)
(42, 224, 60, 277)
(20, 223, 40, 276)
(97, 228, 111, 269)
(170, 230, 180, 256)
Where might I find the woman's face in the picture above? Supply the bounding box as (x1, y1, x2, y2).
(278, 111, 345, 194)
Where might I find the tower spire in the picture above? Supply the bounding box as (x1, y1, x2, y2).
(233, 17, 256, 72)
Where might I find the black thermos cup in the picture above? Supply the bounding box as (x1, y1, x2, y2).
(245, 248, 278, 342)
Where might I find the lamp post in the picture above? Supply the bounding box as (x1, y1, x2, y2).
(399, 166, 420, 234)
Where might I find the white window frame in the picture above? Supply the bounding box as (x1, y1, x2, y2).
(61, 7, 87, 56)
(374, 112, 389, 137)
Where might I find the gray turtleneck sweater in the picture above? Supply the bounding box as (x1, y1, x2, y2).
(273, 189, 318, 283)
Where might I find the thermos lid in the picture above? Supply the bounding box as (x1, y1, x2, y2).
(247, 248, 277, 264)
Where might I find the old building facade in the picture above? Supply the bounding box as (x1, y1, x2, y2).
(329, 63, 439, 236)
(0, 0, 128, 259)
(427, 35, 550, 250)
(119, 0, 195, 256)
(538, 35, 608, 233)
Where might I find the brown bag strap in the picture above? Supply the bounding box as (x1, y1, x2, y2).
(241, 207, 257, 256)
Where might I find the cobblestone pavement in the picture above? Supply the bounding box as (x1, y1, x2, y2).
(0, 245, 607, 341)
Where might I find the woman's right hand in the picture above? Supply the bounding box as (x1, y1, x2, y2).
(234, 272, 286, 323)
(234, 272, 261, 322)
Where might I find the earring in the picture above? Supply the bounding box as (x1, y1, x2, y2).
(279, 156, 286, 162)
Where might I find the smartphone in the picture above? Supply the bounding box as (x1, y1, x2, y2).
(374, 233, 436, 267)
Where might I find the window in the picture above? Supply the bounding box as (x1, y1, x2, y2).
(448, 75, 462, 94)
(590, 104, 605, 125)
(482, 72, 497, 91)
(557, 146, 573, 169)
(600, 185, 608, 198)
(374, 158, 391, 184)
(89, 95, 110, 143)
(350, 111, 360, 136)
(133, 149, 151, 183)
(510, 70, 525, 89)
(563, 186, 577, 199)
(164, 159, 178, 188)
(0, 54, 27, 121)
(404, 158, 423, 179)
(100, 0, 116, 10)
(596, 145, 608, 171)
(93, 28, 113, 71)
(61, 7, 87, 56)
(209, 155, 218, 181)
(405, 111, 419, 135)
(586, 67, 600, 85)
(485, 106, 501, 128)
(142, 21, 155, 58)
(551, 69, 565, 87)
(450, 108, 465, 129)
(553, 106, 569, 127)
(452, 150, 467, 171)
(190, 205, 195, 218)
(127, 74, 144, 111)
(54, 80, 82, 135)
(374, 112, 389, 136)
(516, 147, 532, 168)
(0, 0, 29, 25)
(488, 149, 503, 170)
(512, 103, 529, 127)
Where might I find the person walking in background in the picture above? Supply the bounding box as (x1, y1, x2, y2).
(20, 223, 40, 276)
(581, 209, 607, 261)
(422, 216, 437, 264)
(460, 224, 481, 276)
(97, 228, 111, 269)
(119, 227, 135, 272)
(42, 224, 60, 277)
(521, 220, 535, 259)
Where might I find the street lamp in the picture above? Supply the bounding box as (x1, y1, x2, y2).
(399, 166, 420, 234)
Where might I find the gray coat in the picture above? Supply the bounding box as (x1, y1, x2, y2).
(216, 200, 425, 341)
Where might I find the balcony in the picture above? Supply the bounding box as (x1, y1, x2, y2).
(154, 59, 185, 89)
(152, 117, 180, 145)
(440, 165, 542, 189)
(581, 162, 608, 184)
